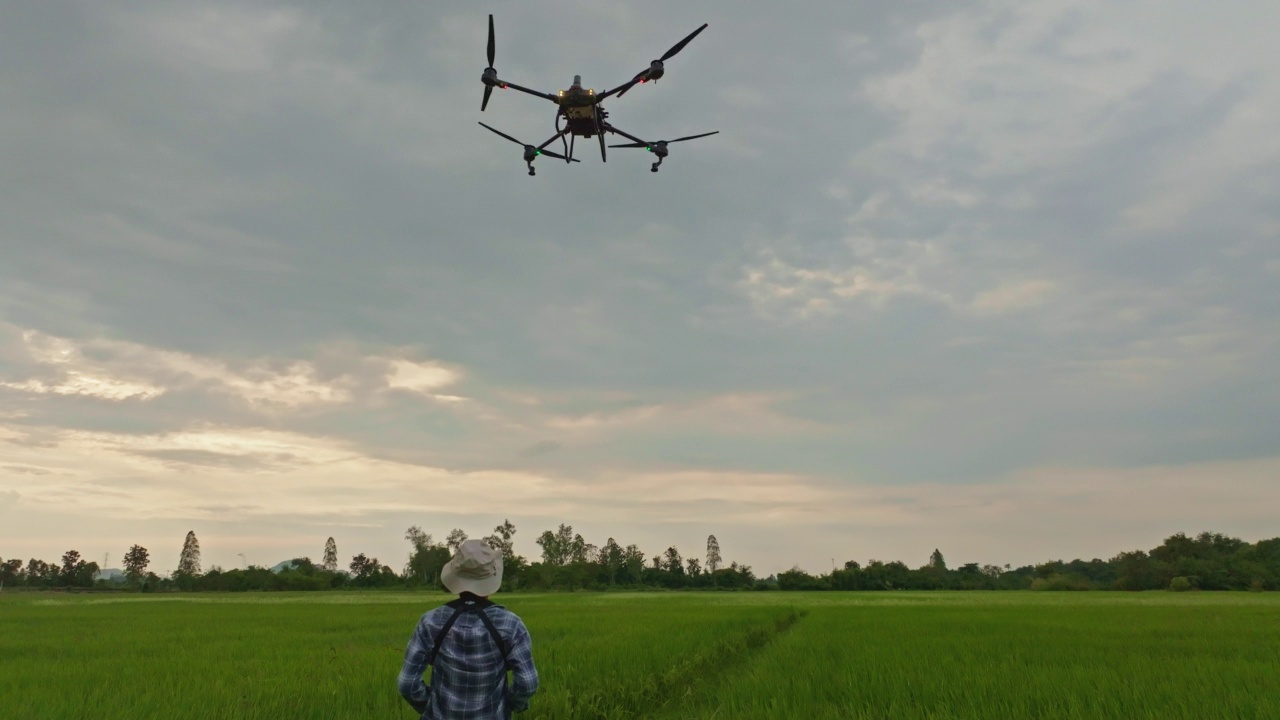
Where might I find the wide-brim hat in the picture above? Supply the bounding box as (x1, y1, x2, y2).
(441, 539, 503, 596)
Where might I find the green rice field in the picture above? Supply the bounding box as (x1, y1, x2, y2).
(2, 591, 1278, 719)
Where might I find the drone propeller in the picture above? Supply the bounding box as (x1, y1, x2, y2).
(608, 131, 720, 149)
(661, 23, 709, 62)
(478, 122, 577, 163)
(617, 23, 708, 98)
(609, 131, 718, 172)
(481, 14, 497, 111)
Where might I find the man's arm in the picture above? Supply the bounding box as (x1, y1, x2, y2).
(506, 620, 539, 713)
(397, 617, 434, 715)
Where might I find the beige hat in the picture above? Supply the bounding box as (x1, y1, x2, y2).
(440, 539, 503, 596)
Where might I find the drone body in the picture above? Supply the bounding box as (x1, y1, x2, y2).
(478, 15, 719, 175)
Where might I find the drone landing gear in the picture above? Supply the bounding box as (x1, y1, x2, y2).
(650, 156, 664, 173)
(527, 163, 536, 176)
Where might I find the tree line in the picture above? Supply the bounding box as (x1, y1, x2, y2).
(3, 527, 1277, 593)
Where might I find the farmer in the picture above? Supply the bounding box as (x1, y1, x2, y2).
(398, 539, 539, 719)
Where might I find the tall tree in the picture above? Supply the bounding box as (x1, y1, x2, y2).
(485, 519, 518, 561)
(686, 557, 702, 577)
(26, 559, 53, 585)
(445, 529, 469, 553)
(706, 535, 722, 575)
(0, 558, 22, 586)
(178, 531, 202, 576)
(349, 554, 379, 582)
(569, 534, 591, 564)
(623, 545, 645, 584)
(601, 538, 624, 585)
(536, 530, 561, 566)
(664, 546, 684, 575)
(123, 545, 150, 587)
(405, 526, 432, 552)
(404, 527, 450, 586)
(322, 537, 338, 572)
(61, 550, 82, 578)
(556, 524, 575, 562)
(536, 524, 575, 566)
(928, 548, 947, 571)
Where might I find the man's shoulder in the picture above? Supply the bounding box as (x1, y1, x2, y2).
(418, 600, 524, 625)
(417, 603, 455, 628)
(478, 602, 522, 623)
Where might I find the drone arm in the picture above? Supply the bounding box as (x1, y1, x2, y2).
(536, 128, 571, 151)
(601, 122, 648, 146)
(492, 78, 559, 103)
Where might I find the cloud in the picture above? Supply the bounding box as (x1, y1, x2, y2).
(386, 359, 461, 396)
(1, 324, 351, 409)
(2, 375, 164, 401)
(970, 280, 1056, 315)
(519, 440, 563, 457)
(739, 246, 951, 319)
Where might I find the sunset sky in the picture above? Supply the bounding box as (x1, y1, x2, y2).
(2, 1, 1278, 576)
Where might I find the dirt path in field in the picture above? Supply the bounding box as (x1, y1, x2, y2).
(632, 608, 808, 719)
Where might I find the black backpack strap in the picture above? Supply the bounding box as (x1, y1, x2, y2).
(427, 596, 509, 667)
(425, 607, 465, 667)
(475, 606, 510, 660)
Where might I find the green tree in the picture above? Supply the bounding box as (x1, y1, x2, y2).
(0, 558, 22, 586)
(26, 559, 54, 586)
(485, 519, 518, 562)
(58, 551, 97, 588)
(404, 527, 450, 586)
(929, 548, 947, 571)
(445, 529, 468, 554)
(60, 550, 80, 575)
(569, 533, 591, 564)
(349, 554, 378, 583)
(623, 545, 645, 584)
(601, 538, 624, 585)
(177, 531, 201, 576)
(706, 535, 722, 577)
(664, 546, 684, 576)
(123, 545, 150, 588)
(322, 537, 338, 572)
(536, 524, 575, 566)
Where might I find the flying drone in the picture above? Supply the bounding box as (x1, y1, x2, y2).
(478, 14, 719, 175)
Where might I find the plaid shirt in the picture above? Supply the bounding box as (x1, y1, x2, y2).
(398, 600, 538, 719)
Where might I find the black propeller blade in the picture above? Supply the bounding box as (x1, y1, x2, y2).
(478, 122, 577, 161)
(608, 131, 719, 149)
(481, 14, 496, 111)
(668, 131, 720, 143)
(617, 23, 708, 97)
(487, 13, 495, 67)
(662, 23, 708, 62)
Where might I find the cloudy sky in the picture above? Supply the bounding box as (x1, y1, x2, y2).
(2, 1, 1278, 576)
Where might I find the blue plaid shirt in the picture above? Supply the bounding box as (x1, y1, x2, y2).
(398, 600, 538, 719)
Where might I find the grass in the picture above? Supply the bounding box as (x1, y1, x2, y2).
(1, 591, 1276, 719)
